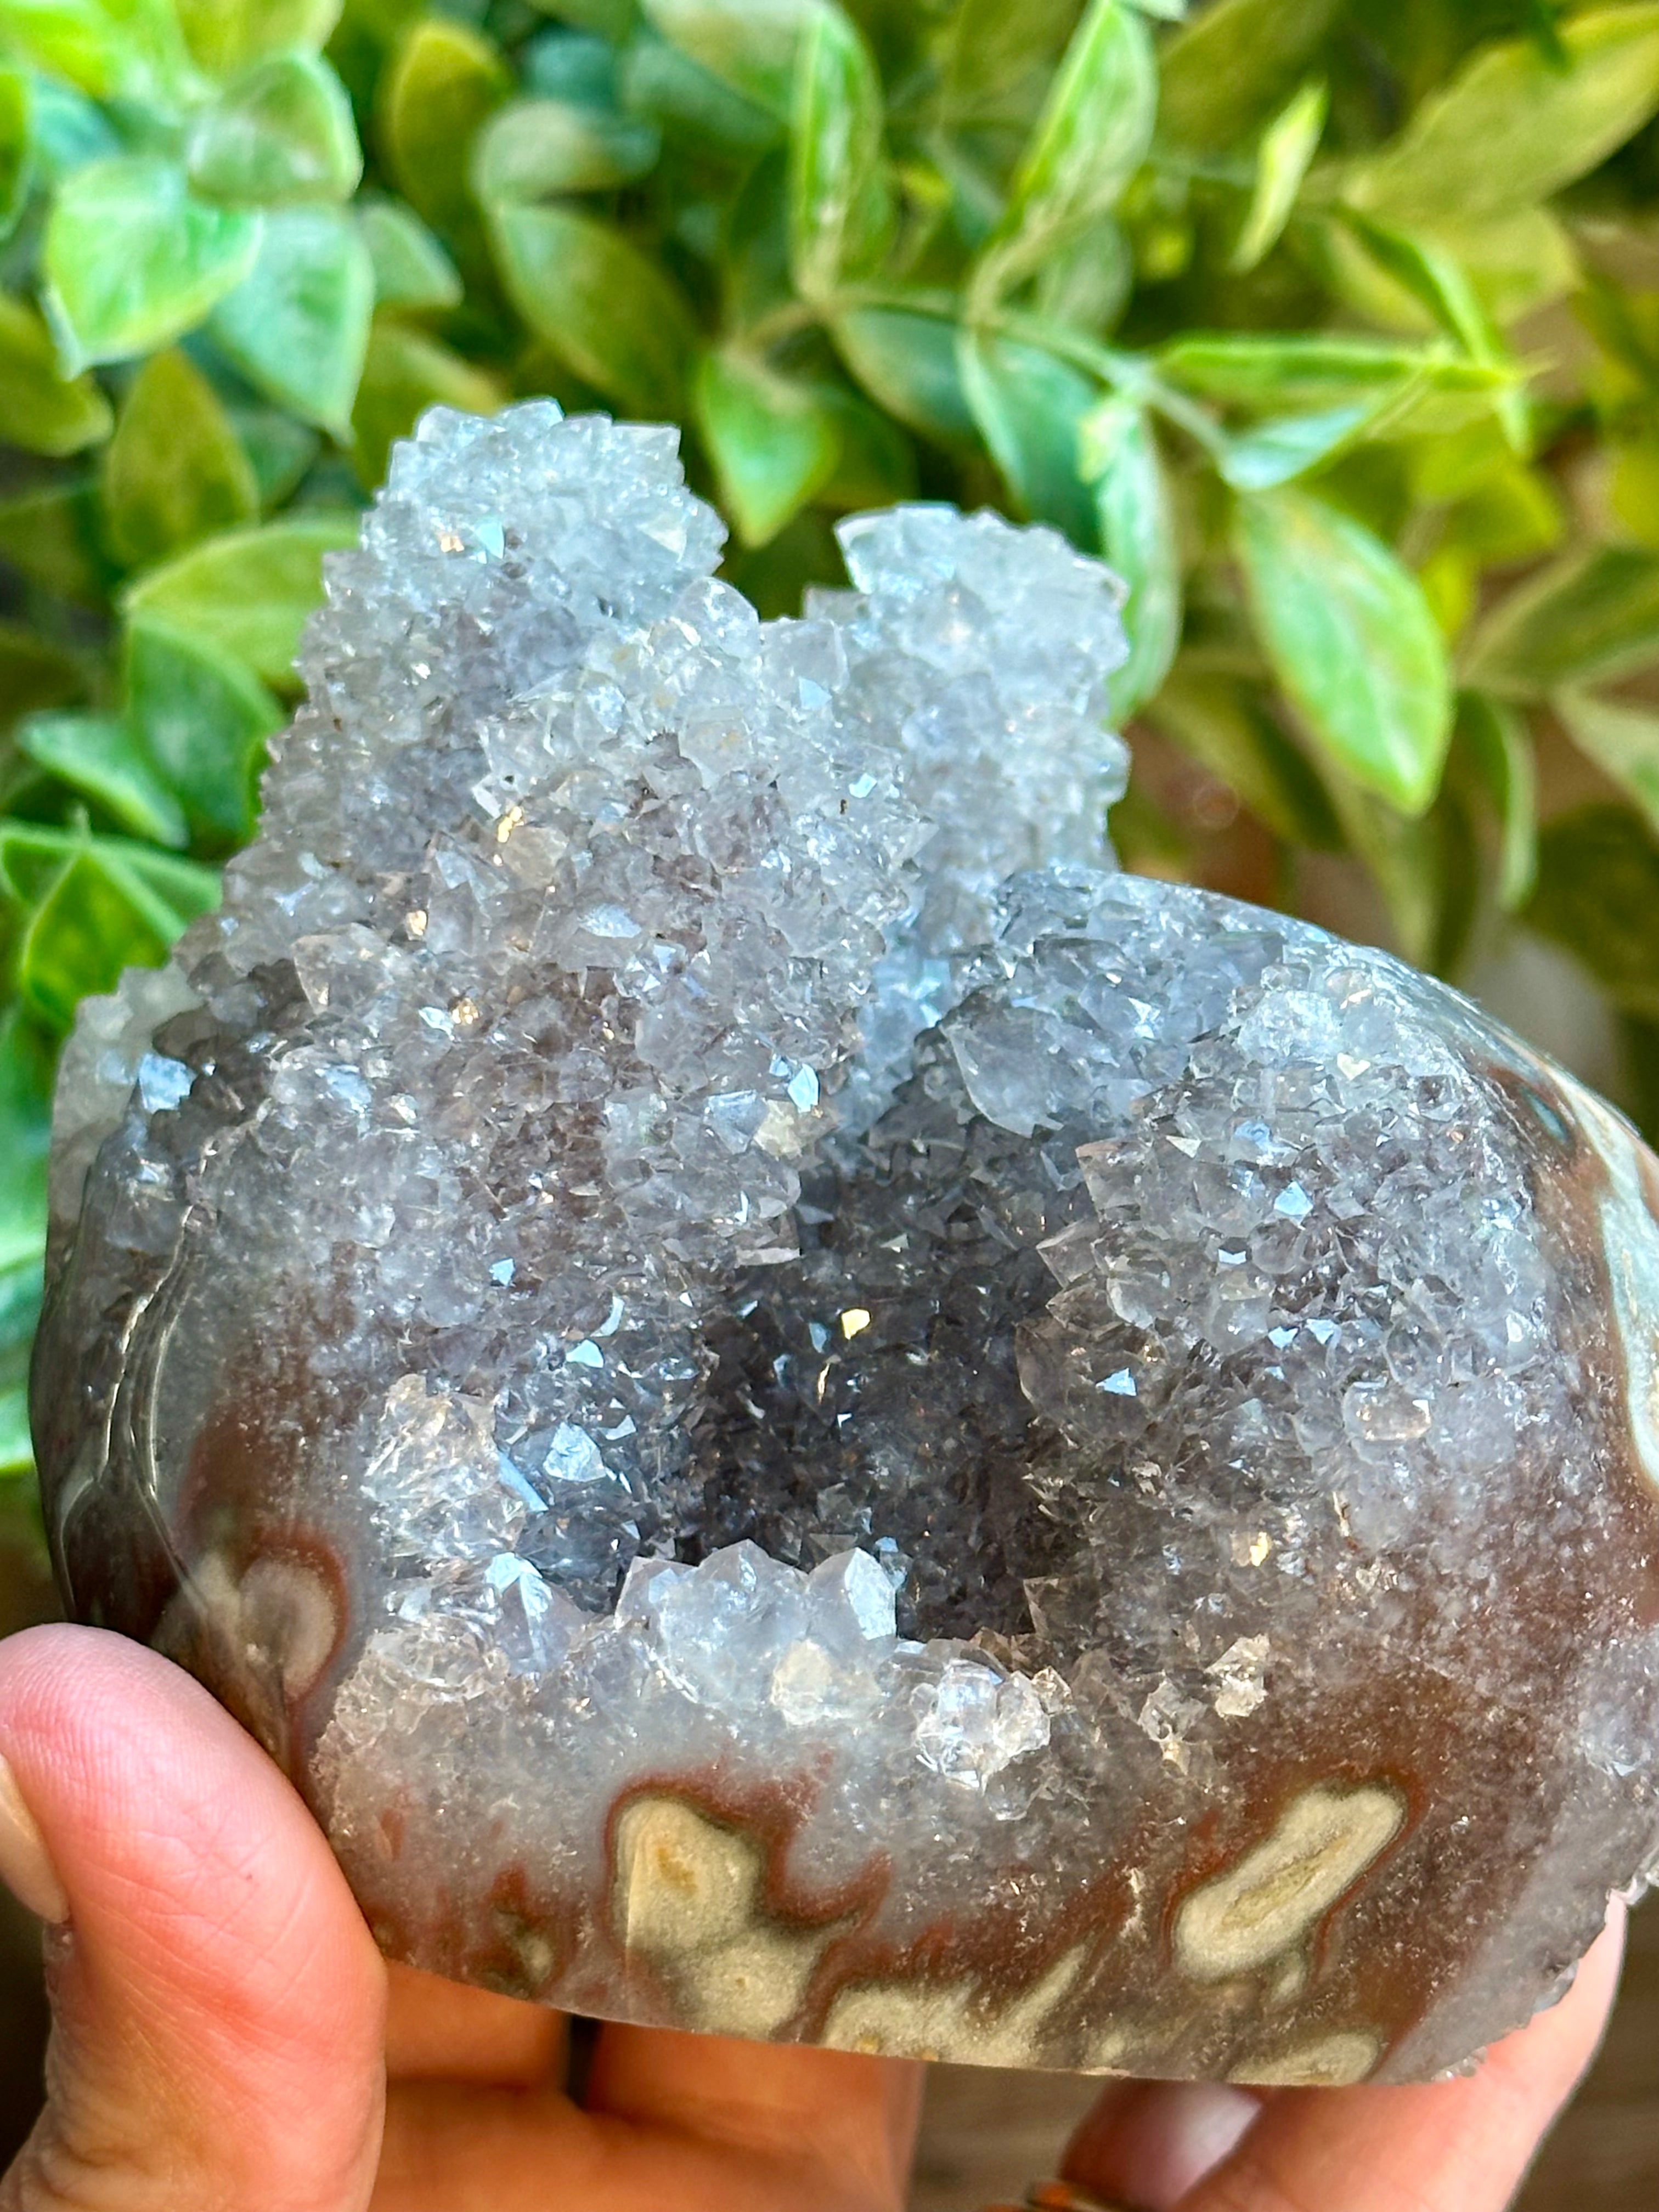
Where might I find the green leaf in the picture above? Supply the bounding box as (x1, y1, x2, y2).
(695, 349, 841, 546)
(101, 346, 258, 569)
(42, 155, 262, 370)
(958, 328, 1099, 546)
(1156, 332, 1502, 412)
(0, 623, 80, 728)
(932, 0, 1082, 131)
(0, 67, 31, 241)
(0, 0, 198, 105)
(816, 390, 915, 511)
(5, 831, 219, 1029)
(619, 32, 782, 154)
(1328, 204, 1577, 335)
(379, 16, 511, 239)
(0, 1007, 51, 1290)
(27, 74, 116, 184)
(1620, 1012, 1659, 1151)
(488, 202, 694, 417)
(1347, 6, 1659, 232)
(522, 21, 628, 90)
(0, 1390, 30, 1477)
(0, 478, 108, 603)
(123, 512, 359, 686)
(978, 0, 1155, 301)
(1159, 0, 1340, 151)
(1107, 778, 1192, 875)
(187, 50, 360, 205)
(640, 0, 814, 120)
(174, 0, 342, 76)
(352, 318, 504, 488)
(1527, 803, 1659, 1018)
(1231, 76, 1325, 274)
(125, 617, 282, 842)
(1032, 222, 1133, 335)
(0, 817, 76, 903)
(1233, 486, 1453, 814)
(1555, 689, 1659, 838)
(1143, 668, 1340, 848)
(1079, 396, 1179, 715)
(359, 196, 461, 311)
(230, 407, 319, 509)
(1336, 213, 1526, 450)
(208, 206, 375, 437)
(16, 709, 188, 845)
(1464, 546, 1659, 696)
(1339, 217, 1496, 361)
(1324, 774, 1451, 970)
(0, 291, 110, 455)
(830, 303, 974, 442)
(788, 2, 891, 303)
(471, 97, 659, 201)
(1455, 690, 1536, 910)
(1217, 398, 1406, 492)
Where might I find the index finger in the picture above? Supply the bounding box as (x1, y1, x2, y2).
(1064, 1901, 1627, 2212)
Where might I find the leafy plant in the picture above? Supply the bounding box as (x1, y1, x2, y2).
(5, 0, 1659, 1488)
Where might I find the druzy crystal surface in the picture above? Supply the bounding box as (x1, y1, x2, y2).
(34, 403, 1659, 2087)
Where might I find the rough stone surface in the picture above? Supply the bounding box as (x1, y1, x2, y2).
(33, 403, 1659, 2086)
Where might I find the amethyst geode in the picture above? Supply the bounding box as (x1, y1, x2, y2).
(32, 403, 1659, 2084)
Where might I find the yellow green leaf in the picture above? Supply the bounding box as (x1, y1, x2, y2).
(1160, 0, 1339, 151)
(1465, 545, 1659, 696)
(471, 98, 659, 203)
(174, 0, 342, 77)
(187, 50, 361, 205)
(1556, 689, 1659, 838)
(1347, 7, 1659, 231)
(123, 513, 360, 686)
(0, 291, 110, 455)
(788, 2, 891, 303)
(977, 0, 1154, 302)
(641, 0, 813, 120)
(352, 319, 504, 489)
(1231, 76, 1325, 275)
(489, 202, 694, 418)
(378, 16, 510, 239)
(101, 347, 258, 569)
(42, 155, 261, 369)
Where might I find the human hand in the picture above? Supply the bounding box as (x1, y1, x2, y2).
(1049, 1881, 1626, 2212)
(0, 1624, 921, 2211)
(0, 1626, 1622, 2212)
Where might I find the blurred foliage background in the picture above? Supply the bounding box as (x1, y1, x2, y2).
(6, 0, 1659, 1500)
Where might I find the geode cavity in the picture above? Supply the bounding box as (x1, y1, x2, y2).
(33, 403, 1659, 2085)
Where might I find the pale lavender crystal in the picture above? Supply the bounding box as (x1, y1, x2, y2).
(34, 403, 1659, 2091)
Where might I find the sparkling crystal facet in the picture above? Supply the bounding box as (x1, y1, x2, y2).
(33, 404, 1659, 2086)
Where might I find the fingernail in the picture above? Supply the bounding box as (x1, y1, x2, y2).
(0, 1753, 69, 1924)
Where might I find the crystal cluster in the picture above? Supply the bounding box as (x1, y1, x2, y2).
(34, 404, 1659, 2087)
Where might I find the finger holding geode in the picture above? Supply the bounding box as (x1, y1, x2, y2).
(32, 402, 1659, 2090)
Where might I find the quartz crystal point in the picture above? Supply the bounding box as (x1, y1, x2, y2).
(33, 404, 1659, 2089)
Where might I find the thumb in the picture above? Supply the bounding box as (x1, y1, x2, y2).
(0, 1625, 386, 2212)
